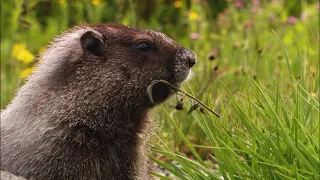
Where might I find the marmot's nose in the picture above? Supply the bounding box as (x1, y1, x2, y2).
(176, 48, 197, 68)
(188, 53, 196, 68)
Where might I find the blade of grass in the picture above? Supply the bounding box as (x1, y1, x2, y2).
(162, 107, 205, 166)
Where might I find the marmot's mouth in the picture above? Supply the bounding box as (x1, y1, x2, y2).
(148, 81, 174, 104)
(147, 69, 191, 105)
(172, 68, 192, 84)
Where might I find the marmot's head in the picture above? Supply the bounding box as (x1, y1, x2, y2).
(34, 24, 196, 111)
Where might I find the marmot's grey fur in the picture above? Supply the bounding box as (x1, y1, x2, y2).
(1, 24, 196, 180)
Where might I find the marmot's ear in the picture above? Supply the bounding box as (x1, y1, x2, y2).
(80, 31, 103, 56)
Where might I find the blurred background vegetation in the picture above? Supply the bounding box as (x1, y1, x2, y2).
(1, 0, 319, 179)
(1, 0, 318, 106)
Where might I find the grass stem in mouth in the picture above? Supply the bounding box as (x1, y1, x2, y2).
(147, 80, 221, 118)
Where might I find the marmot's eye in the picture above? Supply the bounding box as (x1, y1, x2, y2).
(136, 42, 152, 52)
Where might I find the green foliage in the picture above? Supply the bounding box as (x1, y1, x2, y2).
(153, 76, 319, 179)
(1, 0, 319, 179)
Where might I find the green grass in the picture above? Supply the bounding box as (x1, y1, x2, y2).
(1, 0, 319, 179)
(153, 77, 319, 179)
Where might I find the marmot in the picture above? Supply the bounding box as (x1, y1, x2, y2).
(1, 24, 196, 180)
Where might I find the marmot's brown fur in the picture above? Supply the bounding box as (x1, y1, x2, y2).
(1, 24, 196, 180)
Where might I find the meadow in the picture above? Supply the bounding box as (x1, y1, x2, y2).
(1, 0, 319, 179)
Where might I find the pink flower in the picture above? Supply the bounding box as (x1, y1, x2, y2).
(252, 0, 260, 6)
(317, 2, 320, 10)
(287, 16, 298, 24)
(234, 0, 244, 8)
(190, 32, 200, 40)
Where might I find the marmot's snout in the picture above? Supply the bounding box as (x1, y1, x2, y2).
(177, 48, 197, 68)
(173, 48, 197, 83)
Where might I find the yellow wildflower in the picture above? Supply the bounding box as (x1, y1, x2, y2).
(20, 67, 36, 78)
(58, 0, 66, 5)
(12, 43, 35, 64)
(91, 0, 101, 6)
(174, 0, 182, 8)
(189, 12, 199, 20)
(12, 44, 26, 57)
(16, 50, 34, 64)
